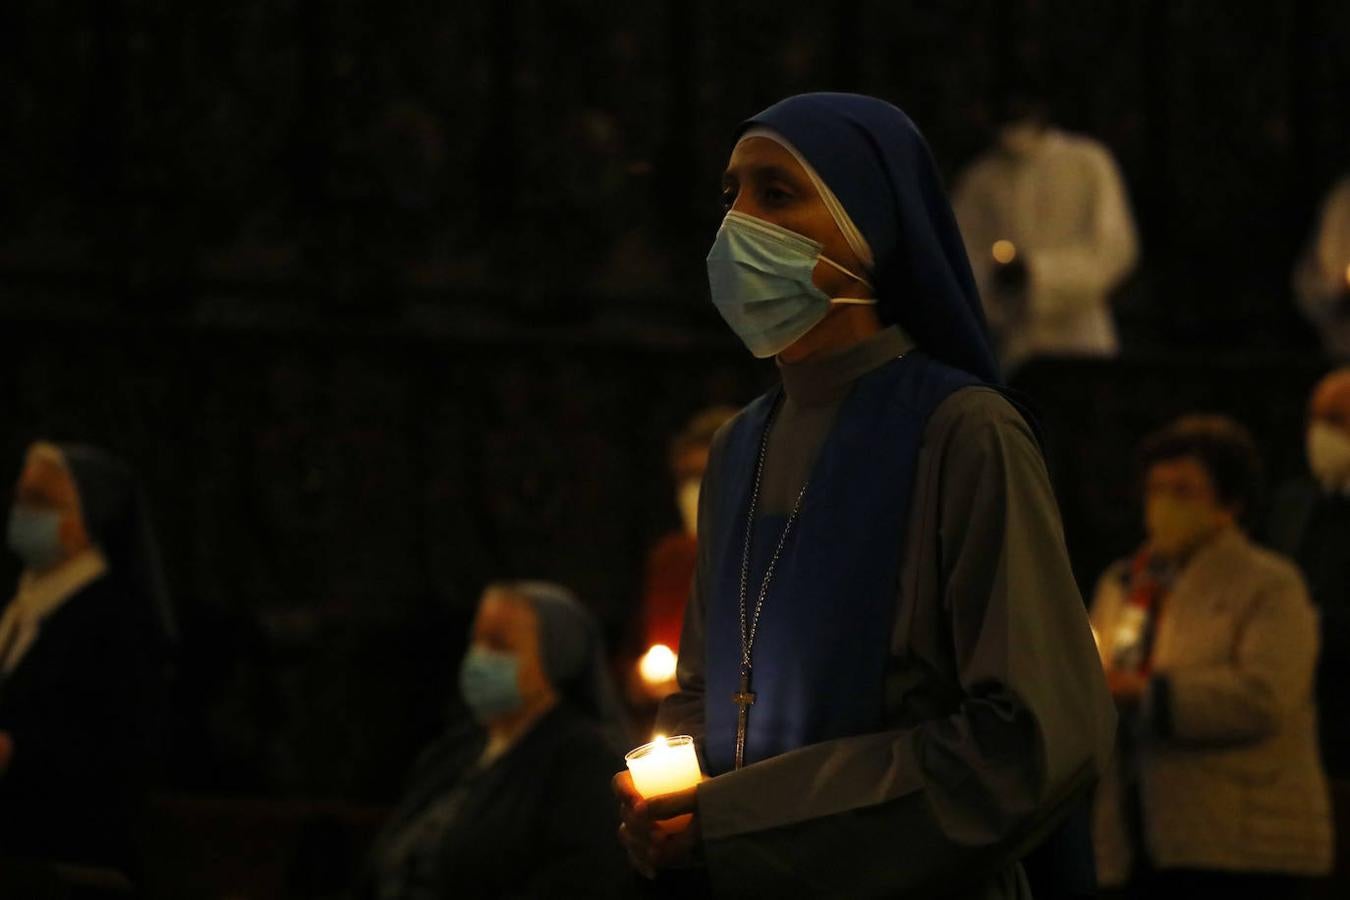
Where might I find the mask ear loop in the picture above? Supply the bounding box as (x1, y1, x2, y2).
(817, 254, 876, 303)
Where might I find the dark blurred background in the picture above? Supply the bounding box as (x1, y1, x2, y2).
(0, 0, 1347, 895)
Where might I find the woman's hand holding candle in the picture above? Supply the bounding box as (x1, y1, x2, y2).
(614, 735, 705, 877)
(614, 771, 700, 877)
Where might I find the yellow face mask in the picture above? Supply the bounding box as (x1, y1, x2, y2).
(1145, 494, 1222, 559)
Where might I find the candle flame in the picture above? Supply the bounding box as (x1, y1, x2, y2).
(639, 644, 678, 684)
(992, 240, 1017, 265)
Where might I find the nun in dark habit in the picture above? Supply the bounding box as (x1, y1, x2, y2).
(361, 581, 634, 900)
(614, 93, 1117, 898)
(0, 441, 175, 872)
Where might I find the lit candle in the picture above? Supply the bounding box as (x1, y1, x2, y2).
(638, 643, 678, 686)
(625, 734, 703, 799)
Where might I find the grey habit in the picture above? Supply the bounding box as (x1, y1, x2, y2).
(658, 325, 1117, 898)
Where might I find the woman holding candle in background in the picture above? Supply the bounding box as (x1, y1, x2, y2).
(624, 406, 737, 729)
(361, 581, 633, 899)
(614, 93, 1116, 898)
(1091, 416, 1332, 895)
(1293, 173, 1350, 358)
(638, 406, 738, 660)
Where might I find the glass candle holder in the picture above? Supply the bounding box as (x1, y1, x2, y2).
(625, 735, 702, 798)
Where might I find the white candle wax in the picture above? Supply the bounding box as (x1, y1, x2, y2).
(625, 735, 703, 799)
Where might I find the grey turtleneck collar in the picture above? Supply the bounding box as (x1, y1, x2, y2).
(777, 325, 916, 408)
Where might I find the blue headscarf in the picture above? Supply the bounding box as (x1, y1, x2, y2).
(741, 92, 1001, 385)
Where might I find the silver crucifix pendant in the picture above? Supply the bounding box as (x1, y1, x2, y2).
(732, 667, 756, 770)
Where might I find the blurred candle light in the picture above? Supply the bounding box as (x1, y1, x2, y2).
(992, 239, 1018, 265)
(639, 643, 678, 685)
(1344, 262, 1350, 288)
(625, 734, 703, 798)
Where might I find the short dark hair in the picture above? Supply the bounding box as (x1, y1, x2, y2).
(1137, 414, 1263, 514)
(996, 57, 1052, 126)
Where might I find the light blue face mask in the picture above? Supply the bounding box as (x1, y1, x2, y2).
(706, 210, 876, 358)
(6, 506, 65, 571)
(459, 645, 523, 722)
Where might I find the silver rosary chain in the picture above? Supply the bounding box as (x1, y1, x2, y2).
(739, 397, 810, 672)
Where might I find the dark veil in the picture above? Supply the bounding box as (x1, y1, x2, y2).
(58, 444, 177, 652)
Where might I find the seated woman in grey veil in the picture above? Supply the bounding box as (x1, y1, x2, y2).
(361, 580, 633, 899)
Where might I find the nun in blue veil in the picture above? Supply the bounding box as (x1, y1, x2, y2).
(0, 441, 175, 873)
(614, 93, 1116, 899)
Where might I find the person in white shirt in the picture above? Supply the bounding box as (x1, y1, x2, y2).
(953, 92, 1140, 373)
(1292, 175, 1350, 358)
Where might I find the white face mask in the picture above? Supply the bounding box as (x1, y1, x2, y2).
(1308, 421, 1350, 493)
(706, 211, 875, 359)
(677, 478, 701, 537)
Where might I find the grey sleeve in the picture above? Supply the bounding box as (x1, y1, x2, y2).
(693, 391, 1117, 897)
(654, 419, 732, 752)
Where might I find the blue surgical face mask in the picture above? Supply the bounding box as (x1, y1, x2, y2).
(459, 645, 523, 722)
(6, 506, 65, 571)
(706, 210, 876, 358)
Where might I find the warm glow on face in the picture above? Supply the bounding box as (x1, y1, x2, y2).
(992, 240, 1017, 264)
(639, 644, 678, 685)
